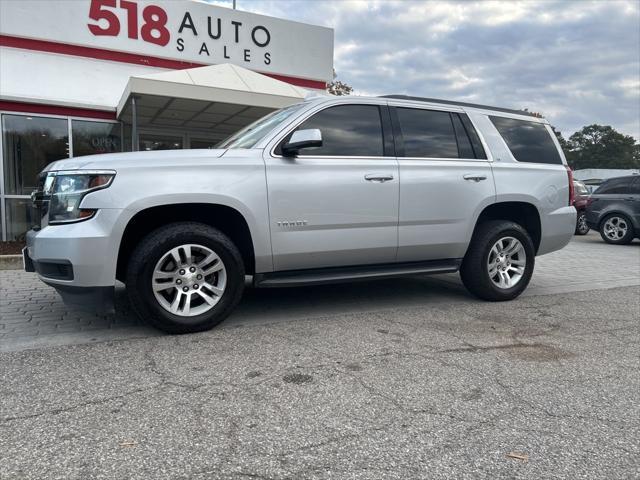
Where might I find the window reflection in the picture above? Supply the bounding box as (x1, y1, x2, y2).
(5, 198, 33, 242)
(139, 134, 183, 151)
(490, 116, 562, 165)
(397, 108, 459, 158)
(296, 105, 384, 157)
(2, 115, 69, 195)
(72, 120, 122, 157)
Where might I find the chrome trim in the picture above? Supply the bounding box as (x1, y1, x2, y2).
(46, 169, 117, 176)
(400, 157, 491, 163)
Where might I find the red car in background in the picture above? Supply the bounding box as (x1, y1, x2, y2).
(573, 180, 591, 235)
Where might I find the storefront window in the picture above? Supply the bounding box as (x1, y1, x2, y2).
(140, 134, 183, 151)
(2, 115, 69, 195)
(72, 120, 122, 157)
(4, 198, 33, 242)
(190, 139, 220, 149)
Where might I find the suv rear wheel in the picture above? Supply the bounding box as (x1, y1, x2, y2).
(599, 213, 634, 245)
(126, 222, 245, 334)
(460, 220, 535, 301)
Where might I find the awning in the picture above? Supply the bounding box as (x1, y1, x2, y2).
(117, 64, 310, 146)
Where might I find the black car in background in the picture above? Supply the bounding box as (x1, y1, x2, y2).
(586, 175, 640, 244)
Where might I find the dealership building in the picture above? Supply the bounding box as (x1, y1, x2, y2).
(0, 0, 334, 241)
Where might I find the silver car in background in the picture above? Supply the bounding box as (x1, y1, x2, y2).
(25, 94, 576, 333)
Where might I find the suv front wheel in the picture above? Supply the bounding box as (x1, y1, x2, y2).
(126, 222, 245, 334)
(460, 220, 535, 301)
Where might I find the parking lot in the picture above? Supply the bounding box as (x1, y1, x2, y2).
(1, 233, 639, 479)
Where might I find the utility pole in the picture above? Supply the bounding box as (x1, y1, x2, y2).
(232, 0, 236, 9)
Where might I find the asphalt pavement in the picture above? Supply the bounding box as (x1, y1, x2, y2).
(0, 234, 639, 479)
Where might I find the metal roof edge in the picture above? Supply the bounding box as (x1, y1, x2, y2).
(380, 95, 541, 118)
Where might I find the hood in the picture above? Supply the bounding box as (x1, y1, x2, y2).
(44, 149, 228, 172)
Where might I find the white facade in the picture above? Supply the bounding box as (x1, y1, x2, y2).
(0, 0, 334, 241)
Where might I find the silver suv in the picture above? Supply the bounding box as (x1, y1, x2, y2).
(24, 95, 576, 333)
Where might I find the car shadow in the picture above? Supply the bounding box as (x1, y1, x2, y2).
(225, 273, 473, 328)
(108, 274, 473, 332)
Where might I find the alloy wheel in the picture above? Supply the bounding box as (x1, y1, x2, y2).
(487, 236, 527, 289)
(577, 213, 589, 234)
(603, 216, 628, 241)
(152, 244, 227, 316)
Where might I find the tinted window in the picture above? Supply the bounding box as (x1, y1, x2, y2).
(451, 113, 474, 158)
(595, 177, 634, 195)
(459, 114, 487, 159)
(292, 105, 384, 156)
(397, 108, 458, 158)
(490, 116, 562, 164)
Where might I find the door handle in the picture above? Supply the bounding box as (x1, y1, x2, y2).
(463, 174, 487, 182)
(365, 173, 394, 183)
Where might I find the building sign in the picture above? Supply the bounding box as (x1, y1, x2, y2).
(0, 0, 334, 83)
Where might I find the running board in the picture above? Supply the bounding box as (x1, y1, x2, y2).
(253, 259, 462, 288)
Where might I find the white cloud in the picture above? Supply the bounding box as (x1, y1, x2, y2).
(209, 0, 640, 139)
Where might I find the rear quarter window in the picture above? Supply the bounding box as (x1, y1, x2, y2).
(595, 177, 634, 194)
(490, 116, 563, 165)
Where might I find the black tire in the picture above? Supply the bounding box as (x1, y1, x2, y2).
(126, 222, 245, 334)
(460, 220, 535, 301)
(575, 211, 590, 235)
(599, 213, 635, 245)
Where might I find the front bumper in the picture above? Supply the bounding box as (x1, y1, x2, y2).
(25, 208, 127, 311)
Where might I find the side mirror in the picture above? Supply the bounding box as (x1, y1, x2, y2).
(281, 129, 322, 156)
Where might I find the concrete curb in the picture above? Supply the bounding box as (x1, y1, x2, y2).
(0, 255, 22, 270)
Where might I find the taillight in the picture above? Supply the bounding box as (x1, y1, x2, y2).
(566, 166, 575, 206)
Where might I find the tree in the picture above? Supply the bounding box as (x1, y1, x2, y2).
(564, 125, 639, 170)
(327, 69, 353, 96)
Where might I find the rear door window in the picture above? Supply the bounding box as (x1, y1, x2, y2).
(490, 116, 563, 165)
(396, 108, 459, 158)
(458, 114, 487, 159)
(451, 114, 475, 159)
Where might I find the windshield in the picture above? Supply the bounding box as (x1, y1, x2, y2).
(217, 102, 307, 149)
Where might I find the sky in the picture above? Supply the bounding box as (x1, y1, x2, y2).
(209, 0, 640, 140)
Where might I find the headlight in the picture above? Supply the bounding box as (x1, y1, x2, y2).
(45, 170, 115, 224)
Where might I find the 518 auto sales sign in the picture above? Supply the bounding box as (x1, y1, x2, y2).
(0, 0, 334, 83)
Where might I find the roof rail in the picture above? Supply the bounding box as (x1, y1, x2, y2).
(379, 95, 540, 118)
